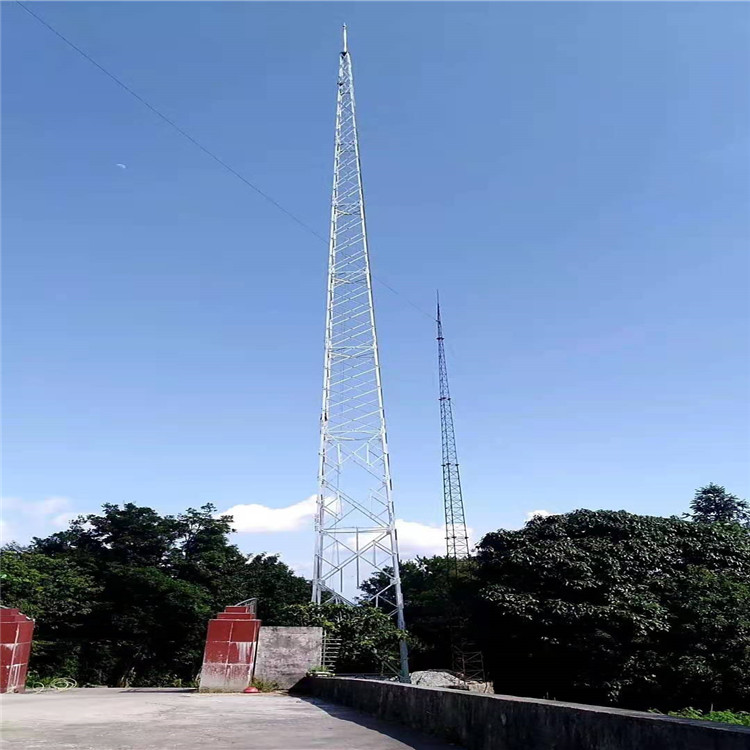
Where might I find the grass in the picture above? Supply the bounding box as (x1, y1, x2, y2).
(250, 677, 280, 693)
(307, 666, 332, 675)
(659, 708, 750, 727)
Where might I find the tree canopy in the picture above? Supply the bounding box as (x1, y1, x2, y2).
(1, 503, 310, 686)
(279, 602, 405, 674)
(688, 483, 750, 526)
(3, 486, 748, 711)
(360, 555, 477, 671)
(359, 488, 750, 711)
(472, 509, 750, 710)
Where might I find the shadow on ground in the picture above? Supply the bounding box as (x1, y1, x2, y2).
(300, 697, 462, 749)
(120, 688, 196, 693)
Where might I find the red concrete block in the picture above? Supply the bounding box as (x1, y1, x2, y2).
(15, 642, 31, 666)
(206, 619, 232, 642)
(203, 639, 230, 664)
(227, 641, 255, 665)
(200, 662, 228, 689)
(230, 620, 260, 642)
(224, 663, 251, 686)
(0, 623, 19, 644)
(217, 612, 255, 620)
(17, 622, 34, 644)
(0, 609, 34, 693)
(199, 604, 261, 693)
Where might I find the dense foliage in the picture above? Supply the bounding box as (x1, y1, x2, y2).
(359, 486, 750, 711)
(688, 483, 750, 526)
(473, 509, 750, 710)
(279, 602, 406, 674)
(1, 503, 310, 686)
(3, 485, 748, 712)
(360, 555, 476, 671)
(664, 709, 750, 727)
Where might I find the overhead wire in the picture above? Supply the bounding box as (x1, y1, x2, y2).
(14, 0, 437, 323)
(15, 0, 327, 243)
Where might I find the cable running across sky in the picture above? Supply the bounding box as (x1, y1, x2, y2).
(14, 1, 435, 323)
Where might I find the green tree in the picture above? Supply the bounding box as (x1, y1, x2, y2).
(473, 510, 750, 711)
(0, 545, 101, 679)
(233, 553, 311, 624)
(166, 506, 310, 622)
(360, 556, 478, 671)
(1, 503, 310, 686)
(280, 603, 405, 674)
(689, 483, 750, 526)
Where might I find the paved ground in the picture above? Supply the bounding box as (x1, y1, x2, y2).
(0, 688, 460, 749)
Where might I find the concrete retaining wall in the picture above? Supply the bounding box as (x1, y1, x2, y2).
(255, 627, 323, 689)
(302, 676, 750, 750)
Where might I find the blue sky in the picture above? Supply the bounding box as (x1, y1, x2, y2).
(3, 2, 748, 573)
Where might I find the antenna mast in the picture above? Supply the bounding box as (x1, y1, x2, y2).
(312, 26, 409, 681)
(437, 297, 470, 562)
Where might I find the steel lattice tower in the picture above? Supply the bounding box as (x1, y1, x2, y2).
(312, 27, 409, 680)
(437, 298, 470, 561)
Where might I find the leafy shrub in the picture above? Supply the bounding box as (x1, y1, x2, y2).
(250, 677, 280, 692)
(666, 708, 750, 727)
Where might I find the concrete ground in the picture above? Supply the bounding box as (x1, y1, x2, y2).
(0, 688, 461, 749)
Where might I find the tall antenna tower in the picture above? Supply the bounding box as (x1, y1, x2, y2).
(437, 297, 470, 561)
(312, 26, 409, 680)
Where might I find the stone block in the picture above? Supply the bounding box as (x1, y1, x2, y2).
(254, 626, 323, 689)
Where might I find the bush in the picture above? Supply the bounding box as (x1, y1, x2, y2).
(666, 708, 750, 727)
(251, 677, 280, 692)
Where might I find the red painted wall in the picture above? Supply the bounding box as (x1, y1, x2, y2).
(199, 605, 261, 692)
(0, 608, 35, 693)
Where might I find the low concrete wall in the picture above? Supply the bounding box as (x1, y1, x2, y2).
(302, 676, 750, 750)
(254, 627, 323, 689)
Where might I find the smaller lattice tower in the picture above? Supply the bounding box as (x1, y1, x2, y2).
(436, 298, 485, 682)
(436, 296, 470, 561)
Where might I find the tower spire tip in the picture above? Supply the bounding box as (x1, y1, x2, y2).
(342, 24, 348, 54)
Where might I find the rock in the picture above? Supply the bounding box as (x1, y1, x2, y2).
(409, 670, 494, 694)
(466, 681, 494, 694)
(409, 670, 466, 689)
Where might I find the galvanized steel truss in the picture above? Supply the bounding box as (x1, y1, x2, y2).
(312, 27, 408, 680)
(437, 300, 471, 562)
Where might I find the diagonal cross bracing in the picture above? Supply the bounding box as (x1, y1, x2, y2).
(311, 27, 409, 681)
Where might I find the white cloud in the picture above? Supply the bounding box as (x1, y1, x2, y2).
(37, 497, 71, 516)
(3, 496, 71, 516)
(116, 163, 127, 169)
(0, 518, 15, 546)
(288, 558, 314, 578)
(1, 497, 20, 512)
(395, 519, 449, 556)
(525, 509, 553, 522)
(0, 496, 80, 544)
(220, 497, 465, 558)
(51, 511, 82, 527)
(346, 519, 473, 559)
(220, 496, 317, 533)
